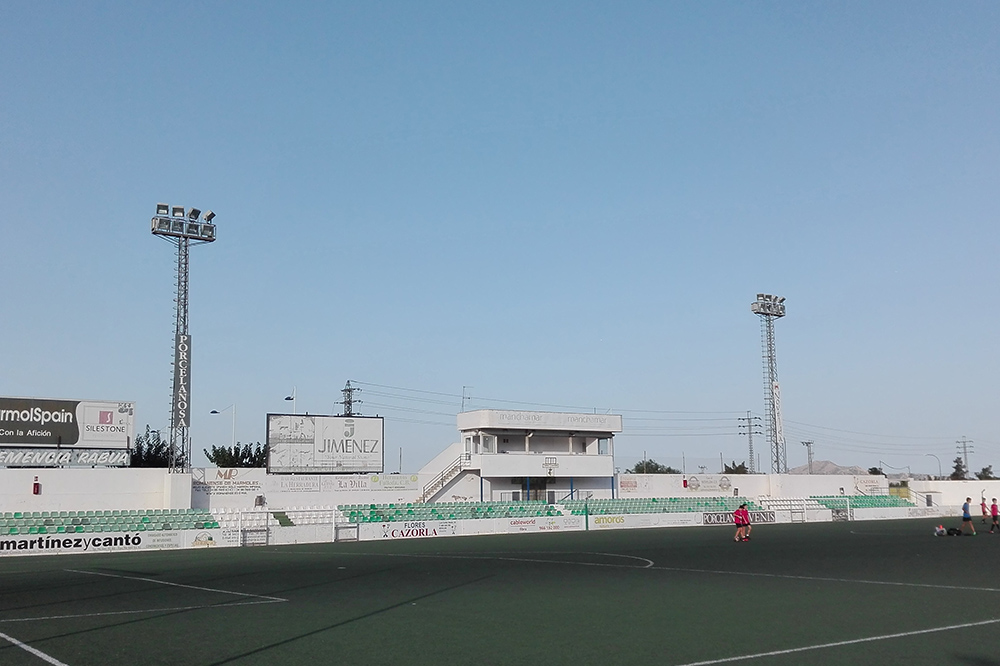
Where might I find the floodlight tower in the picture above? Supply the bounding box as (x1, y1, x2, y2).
(751, 294, 787, 473)
(150, 204, 218, 471)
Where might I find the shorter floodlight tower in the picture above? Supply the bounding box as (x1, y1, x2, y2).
(151, 204, 218, 471)
(751, 294, 787, 474)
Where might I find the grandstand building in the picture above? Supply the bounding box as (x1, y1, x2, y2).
(418, 409, 623, 504)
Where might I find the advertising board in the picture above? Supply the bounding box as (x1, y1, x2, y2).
(0, 528, 236, 557)
(267, 414, 383, 474)
(0, 397, 134, 449)
(0, 448, 130, 467)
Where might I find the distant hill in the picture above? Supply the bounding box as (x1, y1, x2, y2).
(787, 460, 870, 476)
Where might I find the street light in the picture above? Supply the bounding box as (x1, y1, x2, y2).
(210, 404, 236, 448)
(285, 387, 296, 414)
(925, 453, 942, 480)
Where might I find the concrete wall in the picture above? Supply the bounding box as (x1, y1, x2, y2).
(418, 442, 462, 476)
(191, 468, 424, 510)
(910, 479, 1000, 510)
(617, 474, 888, 498)
(0, 468, 175, 512)
(476, 452, 614, 478)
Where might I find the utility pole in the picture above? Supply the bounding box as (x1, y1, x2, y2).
(738, 412, 763, 473)
(336, 380, 363, 417)
(957, 436, 974, 479)
(802, 441, 815, 474)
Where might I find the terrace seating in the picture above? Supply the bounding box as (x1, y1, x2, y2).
(562, 497, 763, 516)
(810, 495, 916, 510)
(2, 508, 219, 535)
(338, 500, 561, 523)
(758, 497, 827, 511)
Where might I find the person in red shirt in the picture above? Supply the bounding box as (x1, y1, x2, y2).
(732, 504, 748, 542)
(739, 504, 752, 541)
(732, 504, 751, 541)
(990, 499, 998, 534)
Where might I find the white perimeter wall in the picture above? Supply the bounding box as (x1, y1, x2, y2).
(191, 468, 425, 510)
(0, 468, 186, 512)
(617, 474, 889, 498)
(0, 467, 909, 515)
(911, 479, 1000, 509)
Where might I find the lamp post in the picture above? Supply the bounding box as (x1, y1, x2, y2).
(285, 387, 296, 414)
(925, 453, 942, 480)
(210, 404, 236, 449)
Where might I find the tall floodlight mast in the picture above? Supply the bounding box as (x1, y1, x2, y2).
(751, 294, 787, 473)
(150, 204, 218, 471)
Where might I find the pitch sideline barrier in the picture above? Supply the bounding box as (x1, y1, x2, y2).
(0, 506, 954, 555)
(0, 528, 237, 557)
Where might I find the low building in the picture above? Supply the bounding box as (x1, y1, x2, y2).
(419, 409, 623, 503)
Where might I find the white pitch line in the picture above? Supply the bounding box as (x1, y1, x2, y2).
(672, 617, 1000, 665)
(0, 630, 71, 666)
(646, 564, 1000, 594)
(64, 569, 287, 602)
(0, 599, 281, 624)
(341, 551, 1000, 594)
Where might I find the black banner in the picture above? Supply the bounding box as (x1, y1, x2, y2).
(0, 398, 80, 446)
(702, 510, 776, 525)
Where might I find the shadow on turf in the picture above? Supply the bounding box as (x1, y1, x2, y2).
(0, 562, 400, 640)
(204, 573, 496, 666)
(955, 656, 1000, 665)
(0, 563, 482, 664)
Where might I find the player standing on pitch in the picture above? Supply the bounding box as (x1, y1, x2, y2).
(733, 504, 746, 542)
(990, 499, 998, 534)
(961, 497, 977, 536)
(732, 503, 751, 541)
(739, 504, 752, 541)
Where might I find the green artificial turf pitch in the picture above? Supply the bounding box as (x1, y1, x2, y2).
(0, 519, 998, 666)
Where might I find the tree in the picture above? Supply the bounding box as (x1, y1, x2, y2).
(204, 441, 268, 468)
(950, 456, 968, 481)
(130, 425, 179, 468)
(723, 460, 749, 474)
(628, 459, 681, 474)
(975, 465, 997, 481)
(868, 467, 884, 476)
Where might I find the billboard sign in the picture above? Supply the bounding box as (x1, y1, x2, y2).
(0, 398, 134, 449)
(0, 448, 130, 467)
(266, 414, 383, 474)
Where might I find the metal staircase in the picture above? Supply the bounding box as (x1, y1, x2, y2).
(418, 453, 472, 503)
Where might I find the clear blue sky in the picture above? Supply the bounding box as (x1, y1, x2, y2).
(2, 2, 998, 476)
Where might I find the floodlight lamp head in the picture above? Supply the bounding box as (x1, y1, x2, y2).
(156, 203, 169, 215)
(188, 208, 201, 221)
(203, 210, 216, 222)
(171, 205, 185, 218)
